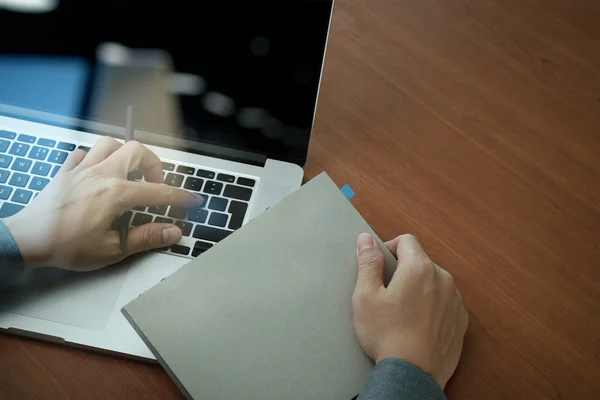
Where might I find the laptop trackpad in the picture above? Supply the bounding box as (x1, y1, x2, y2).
(0, 263, 129, 331)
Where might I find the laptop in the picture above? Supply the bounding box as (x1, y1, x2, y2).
(0, 0, 335, 359)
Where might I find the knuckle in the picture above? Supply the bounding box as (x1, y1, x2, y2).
(96, 136, 119, 149)
(352, 289, 372, 311)
(358, 250, 384, 269)
(445, 273, 457, 291)
(103, 179, 127, 207)
(71, 148, 87, 159)
(126, 140, 144, 152)
(401, 233, 418, 241)
(160, 183, 176, 198)
(415, 255, 435, 275)
(97, 136, 116, 145)
(142, 228, 159, 250)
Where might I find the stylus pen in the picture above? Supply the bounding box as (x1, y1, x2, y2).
(119, 105, 134, 252)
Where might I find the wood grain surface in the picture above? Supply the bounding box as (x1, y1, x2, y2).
(2, 0, 600, 398)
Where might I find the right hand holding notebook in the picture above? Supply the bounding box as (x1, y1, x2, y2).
(353, 233, 468, 390)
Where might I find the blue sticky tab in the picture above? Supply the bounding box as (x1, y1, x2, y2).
(340, 184, 355, 200)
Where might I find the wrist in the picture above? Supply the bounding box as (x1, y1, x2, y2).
(375, 354, 443, 390)
(3, 215, 53, 270)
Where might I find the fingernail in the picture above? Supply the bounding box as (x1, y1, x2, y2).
(357, 233, 375, 254)
(162, 227, 180, 244)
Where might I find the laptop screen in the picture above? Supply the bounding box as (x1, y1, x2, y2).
(0, 0, 334, 165)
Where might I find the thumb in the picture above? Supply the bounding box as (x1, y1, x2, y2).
(124, 223, 183, 257)
(355, 233, 385, 294)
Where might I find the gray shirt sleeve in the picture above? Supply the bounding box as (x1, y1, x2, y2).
(358, 358, 446, 400)
(0, 220, 24, 293)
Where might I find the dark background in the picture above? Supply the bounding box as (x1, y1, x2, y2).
(0, 0, 334, 165)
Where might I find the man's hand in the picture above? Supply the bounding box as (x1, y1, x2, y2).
(3, 137, 203, 271)
(352, 233, 468, 390)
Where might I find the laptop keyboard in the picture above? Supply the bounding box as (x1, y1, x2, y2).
(0, 129, 257, 258)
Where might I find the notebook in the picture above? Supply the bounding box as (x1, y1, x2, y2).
(122, 172, 398, 400)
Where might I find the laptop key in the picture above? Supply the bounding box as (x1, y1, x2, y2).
(12, 189, 33, 204)
(0, 130, 16, 140)
(28, 146, 49, 160)
(188, 208, 208, 223)
(196, 169, 215, 179)
(0, 139, 9, 153)
(170, 245, 191, 256)
(183, 177, 203, 192)
(165, 173, 184, 187)
(216, 173, 235, 183)
(168, 206, 188, 219)
(48, 150, 68, 164)
(175, 220, 193, 236)
(237, 177, 256, 187)
(0, 202, 24, 217)
(78, 145, 91, 152)
(0, 155, 12, 168)
(17, 134, 36, 144)
(208, 197, 227, 212)
(9, 142, 29, 156)
(148, 205, 168, 215)
(203, 181, 223, 195)
(50, 165, 61, 178)
(9, 172, 29, 187)
(37, 138, 56, 147)
(132, 206, 146, 211)
(0, 185, 12, 200)
(208, 212, 228, 228)
(155, 217, 174, 224)
(162, 162, 175, 171)
(29, 176, 50, 191)
(132, 213, 153, 226)
(0, 169, 9, 184)
(193, 225, 232, 242)
(11, 158, 32, 172)
(228, 200, 248, 230)
(57, 142, 76, 151)
(176, 165, 195, 175)
(32, 161, 51, 176)
(223, 184, 252, 201)
(192, 240, 214, 257)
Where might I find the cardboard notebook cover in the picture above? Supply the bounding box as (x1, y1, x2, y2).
(122, 172, 398, 400)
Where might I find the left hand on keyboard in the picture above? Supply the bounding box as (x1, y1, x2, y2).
(3, 137, 203, 271)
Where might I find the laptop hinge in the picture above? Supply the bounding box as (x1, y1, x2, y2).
(178, 141, 268, 168)
(124, 128, 268, 167)
(97, 125, 268, 167)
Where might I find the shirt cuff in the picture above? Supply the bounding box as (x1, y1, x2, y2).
(358, 358, 446, 400)
(0, 220, 24, 292)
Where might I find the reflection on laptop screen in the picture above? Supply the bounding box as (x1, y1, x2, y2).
(0, 0, 334, 165)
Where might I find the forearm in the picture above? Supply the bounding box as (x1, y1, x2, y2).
(358, 358, 446, 400)
(0, 220, 24, 293)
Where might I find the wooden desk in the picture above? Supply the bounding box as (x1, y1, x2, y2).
(2, 0, 600, 398)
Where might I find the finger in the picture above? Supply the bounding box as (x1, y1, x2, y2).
(78, 137, 122, 168)
(103, 141, 163, 183)
(395, 234, 428, 267)
(450, 299, 469, 365)
(123, 223, 183, 257)
(354, 233, 386, 295)
(384, 236, 402, 257)
(119, 181, 203, 211)
(61, 149, 88, 172)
